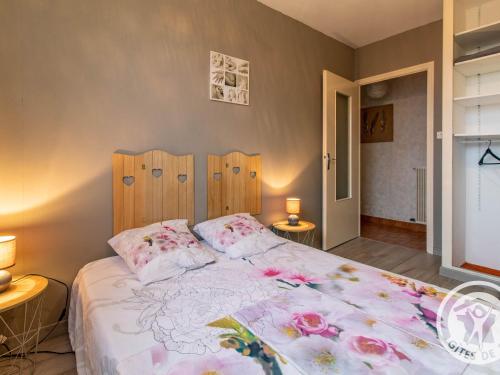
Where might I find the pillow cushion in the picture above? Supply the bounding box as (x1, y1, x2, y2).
(108, 220, 215, 284)
(193, 213, 286, 258)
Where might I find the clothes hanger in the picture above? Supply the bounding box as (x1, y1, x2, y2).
(478, 140, 500, 166)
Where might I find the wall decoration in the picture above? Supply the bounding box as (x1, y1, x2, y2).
(210, 51, 249, 106)
(361, 104, 393, 143)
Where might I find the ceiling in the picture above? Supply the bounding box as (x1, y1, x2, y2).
(257, 0, 442, 48)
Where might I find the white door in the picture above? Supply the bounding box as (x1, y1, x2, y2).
(322, 70, 360, 250)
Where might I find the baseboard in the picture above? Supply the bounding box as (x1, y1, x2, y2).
(440, 266, 500, 285)
(361, 215, 426, 233)
(461, 263, 500, 277)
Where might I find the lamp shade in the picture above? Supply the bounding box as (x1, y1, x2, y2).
(0, 236, 16, 269)
(286, 198, 301, 214)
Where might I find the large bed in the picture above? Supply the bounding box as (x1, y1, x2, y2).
(70, 239, 487, 374)
(69, 150, 496, 374)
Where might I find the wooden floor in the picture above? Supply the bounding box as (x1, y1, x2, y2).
(21, 237, 459, 374)
(361, 220, 427, 252)
(329, 237, 460, 289)
(0, 333, 76, 375)
(32, 334, 76, 375)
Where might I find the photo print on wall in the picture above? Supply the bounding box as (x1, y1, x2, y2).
(210, 51, 249, 106)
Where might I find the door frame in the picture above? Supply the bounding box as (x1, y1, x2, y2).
(356, 61, 435, 255)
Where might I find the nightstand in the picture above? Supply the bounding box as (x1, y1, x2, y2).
(272, 220, 316, 246)
(0, 275, 48, 373)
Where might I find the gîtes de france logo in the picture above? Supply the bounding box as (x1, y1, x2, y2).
(437, 281, 500, 365)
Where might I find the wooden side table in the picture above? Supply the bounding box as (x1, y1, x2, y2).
(272, 220, 316, 246)
(0, 275, 48, 374)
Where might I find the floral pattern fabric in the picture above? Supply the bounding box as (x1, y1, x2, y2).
(232, 286, 466, 374)
(193, 213, 285, 258)
(108, 220, 214, 284)
(69, 240, 496, 374)
(247, 244, 455, 346)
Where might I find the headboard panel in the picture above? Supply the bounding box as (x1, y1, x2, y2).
(112, 150, 194, 235)
(207, 152, 261, 219)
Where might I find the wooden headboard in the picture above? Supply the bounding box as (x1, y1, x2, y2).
(207, 151, 261, 219)
(112, 150, 194, 234)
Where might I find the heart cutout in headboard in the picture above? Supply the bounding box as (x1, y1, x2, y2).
(178, 174, 187, 183)
(152, 169, 163, 178)
(207, 151, 261, 219)
(123, 176, 135, 186)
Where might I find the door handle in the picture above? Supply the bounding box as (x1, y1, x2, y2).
(324, 152, 337, 171)
(324, 153, 336, 170)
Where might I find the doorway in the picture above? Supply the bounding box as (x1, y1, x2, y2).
(322, 63, 434, 254)
(357, 63, 435, 254)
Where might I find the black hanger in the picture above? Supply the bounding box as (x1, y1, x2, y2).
(479, 140, 500, 165)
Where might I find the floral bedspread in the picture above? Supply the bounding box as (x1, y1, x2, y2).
(231, 286, 465, 374)
(69, 240, 489, 374)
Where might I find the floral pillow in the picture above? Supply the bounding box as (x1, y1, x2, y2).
(108, 220, 215, 284)
(193, 213, 286, 258)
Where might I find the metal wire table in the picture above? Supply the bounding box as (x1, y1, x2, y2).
(272, 220, 316, 246)
(0, 275, 48, 375)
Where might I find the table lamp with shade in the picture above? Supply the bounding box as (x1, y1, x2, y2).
(286, 198, 301, 226)
(0, 235, 16, 293)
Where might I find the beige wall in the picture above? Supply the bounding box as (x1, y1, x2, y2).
(0, 0, 354, 324)
(355, 20, 443, 252)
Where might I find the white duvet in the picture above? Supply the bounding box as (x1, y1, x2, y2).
(69, 242, 284, 374)
(69, 241, 493, 374)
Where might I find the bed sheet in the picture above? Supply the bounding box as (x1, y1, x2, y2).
(69, 240, 495, 374)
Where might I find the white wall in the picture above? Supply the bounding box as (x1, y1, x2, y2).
(361, 72, 427, 222)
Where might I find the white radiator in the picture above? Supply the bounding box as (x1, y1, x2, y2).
(415, 167, 427, 223)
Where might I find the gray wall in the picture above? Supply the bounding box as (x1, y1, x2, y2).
(361, 73, 427, 223)
(0, 0, 354, 323)
(355, 20, 443, 252)
(0, 1, 445, 330)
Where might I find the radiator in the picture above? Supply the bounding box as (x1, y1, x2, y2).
(415, 167, 427, 223)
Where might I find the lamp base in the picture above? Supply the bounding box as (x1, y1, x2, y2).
(288, 214, 299, 226)
(0, 270, 12, 293)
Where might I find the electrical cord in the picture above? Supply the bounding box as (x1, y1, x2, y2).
(0, 350, 74, 361)
(13, 273, 68, 346)
(33, 350, 74, 355)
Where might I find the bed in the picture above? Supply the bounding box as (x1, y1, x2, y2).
(68, 150, 494, 374)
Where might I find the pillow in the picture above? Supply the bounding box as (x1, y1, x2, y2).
(193, 213, 286, 258)
(108, 220, 215, 284)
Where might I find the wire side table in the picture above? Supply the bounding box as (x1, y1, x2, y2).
(0, 275, 48, 375)
(272, 220, 316, 247)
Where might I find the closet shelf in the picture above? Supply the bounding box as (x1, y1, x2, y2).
(454, 133, 500, 141)
(454, 93, 500, 107)
(454, 52, 500, 75)
(455, 20, 500, 50)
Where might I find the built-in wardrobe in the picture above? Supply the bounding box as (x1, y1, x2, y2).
(442, 0, 500, 282)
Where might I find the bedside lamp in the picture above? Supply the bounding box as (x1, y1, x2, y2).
(286, 198, 301, 226)
(0, 236, 16, 293)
